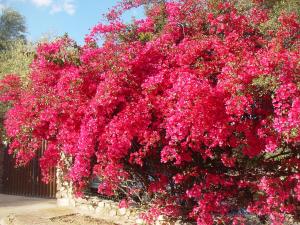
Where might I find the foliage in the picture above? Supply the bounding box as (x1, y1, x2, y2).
(0, 40, 34, 81)
(1, 0, 300, 224)
(0, 8, 30, 141)
(258, 0, 300, 34)
(0, 8, 26, 50)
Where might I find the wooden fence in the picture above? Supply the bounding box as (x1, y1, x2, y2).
(2, 142, 57, 198)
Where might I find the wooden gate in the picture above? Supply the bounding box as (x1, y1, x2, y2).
(2, 142, 57, 198)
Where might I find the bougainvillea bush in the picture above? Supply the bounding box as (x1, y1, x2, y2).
(1, 0, 300, 224)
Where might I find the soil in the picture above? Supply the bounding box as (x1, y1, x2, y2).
(50, 214, 118, 225)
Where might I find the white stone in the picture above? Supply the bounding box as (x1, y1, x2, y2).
(105, 202, 112, 208)
(88, 205, 96, 213)
(157, 215, 166, 221)
(78, 204, 90, 212)
(57, 198, 70, 207)
(95, 206, 110, 215)
(118, 207, 127, 216)
(155, 215, 169, 225)
(76, 197, 88, 204)
(98, 201, 105, 208)
(109, 209, 117, 217)
(69, 199, 76, 207)
(136, 218, 146, 225)
(95, 206, 104, 214)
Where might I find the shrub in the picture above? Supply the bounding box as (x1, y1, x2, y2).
(1, 1, 299, 224)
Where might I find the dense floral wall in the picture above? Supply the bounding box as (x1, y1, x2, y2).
(0, 0, 299, 224)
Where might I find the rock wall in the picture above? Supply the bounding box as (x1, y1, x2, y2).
(56, 192, 189, 225)
(56, 175, 143, 224)
(56, 157, 190, 225)
(58, 194, 143, 225)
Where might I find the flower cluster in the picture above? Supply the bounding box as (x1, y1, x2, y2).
(1, 0, 299, 224)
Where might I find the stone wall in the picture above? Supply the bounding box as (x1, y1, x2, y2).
(57, 194, 143, 224)
(56, 168, 144, 225)
(55, 156, 190, 225)
(57, 192, 188, 225)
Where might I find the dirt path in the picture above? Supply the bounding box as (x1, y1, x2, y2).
(3, 213, 118, 225)
(0, 195, 120, 225)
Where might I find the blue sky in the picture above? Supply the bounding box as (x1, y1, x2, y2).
(0, 0, 145, 45)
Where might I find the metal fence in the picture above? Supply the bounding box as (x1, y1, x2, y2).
(2, 142, 57, 198)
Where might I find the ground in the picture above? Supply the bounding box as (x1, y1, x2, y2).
(51, 214, 117, 225)
(4, 213, 117, 225)
(0, 194, 118, 225)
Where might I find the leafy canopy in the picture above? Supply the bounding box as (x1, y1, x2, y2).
(0, 8, 26, 50)
(1, 0, 300, 224)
